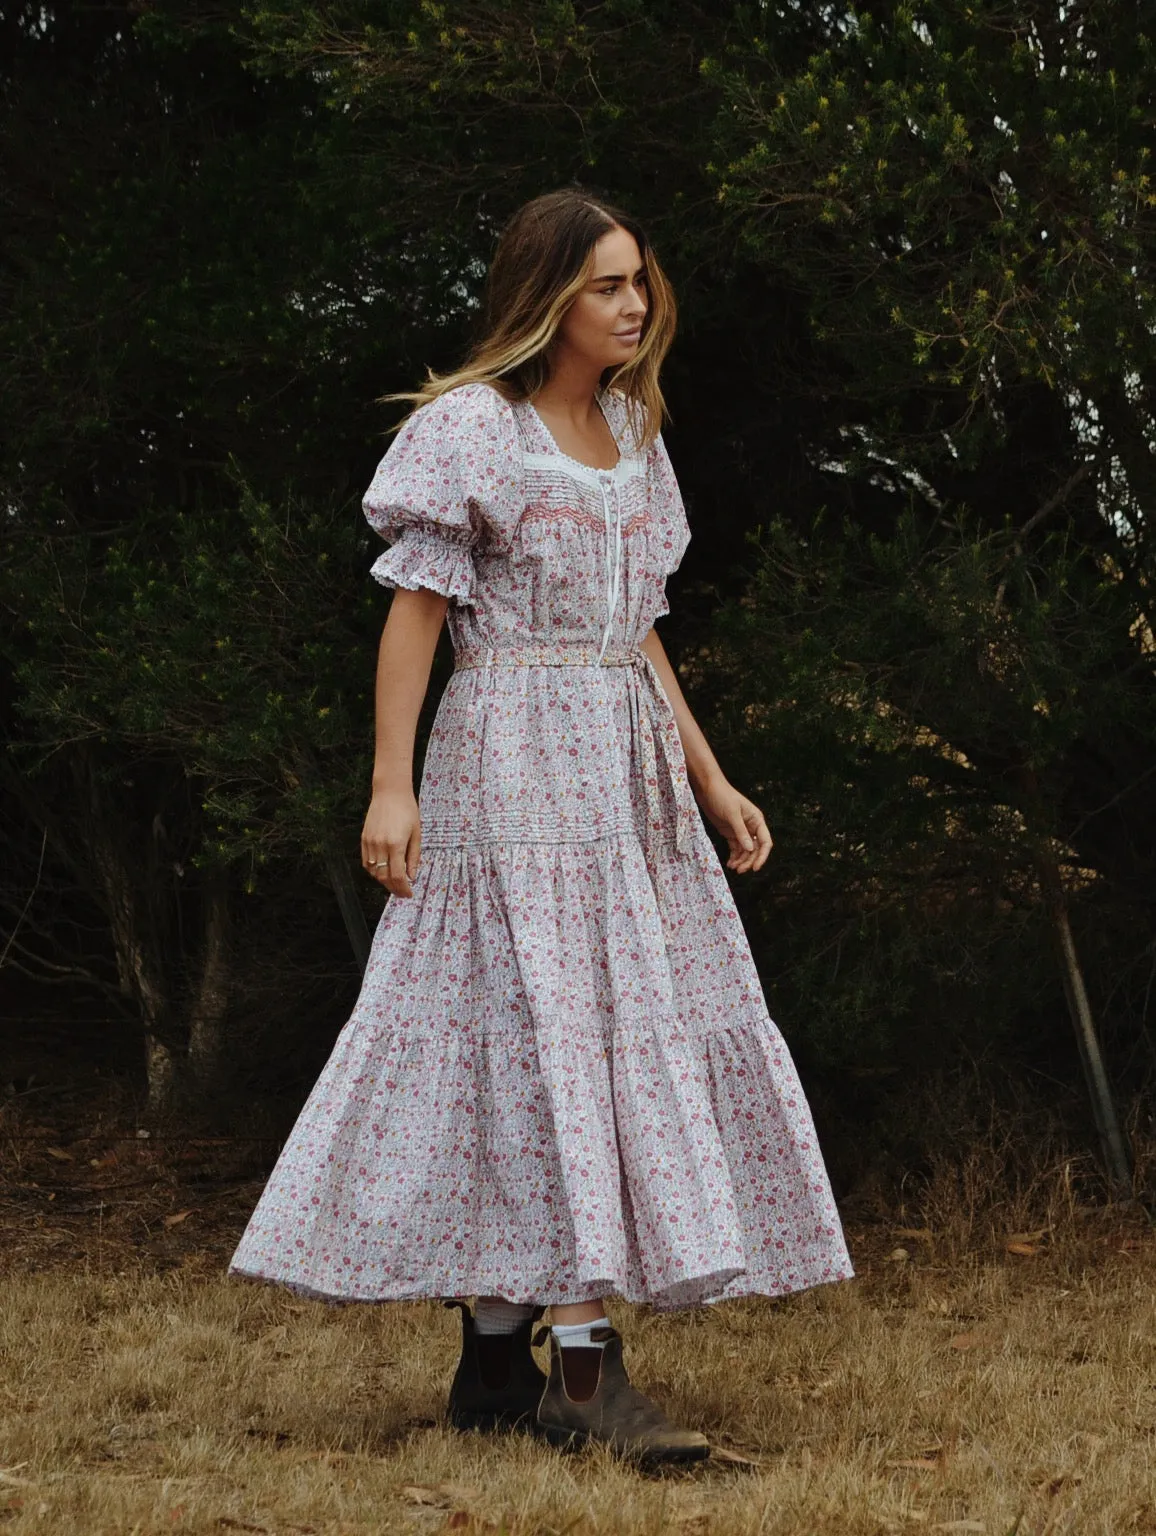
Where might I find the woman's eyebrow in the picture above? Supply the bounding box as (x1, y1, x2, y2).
(588, 267, 648, 284)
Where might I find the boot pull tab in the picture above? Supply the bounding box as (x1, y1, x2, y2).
(589, 1326, 618, 1344)
(532, 1325, 552, 1349)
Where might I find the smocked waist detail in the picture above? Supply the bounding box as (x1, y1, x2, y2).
(452, 642, 698, 858)
(453, 643, 642, 669)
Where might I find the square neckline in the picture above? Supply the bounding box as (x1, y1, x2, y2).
(524, 392, 622, 474)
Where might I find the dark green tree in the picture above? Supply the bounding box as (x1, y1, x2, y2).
(2, 1, 1153, 1181)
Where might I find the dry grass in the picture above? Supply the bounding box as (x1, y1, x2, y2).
(3, 1082, 1156, 1535)
(2, 1228, 1156, 1535)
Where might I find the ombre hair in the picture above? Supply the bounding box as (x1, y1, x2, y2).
(384, 188, 677, 450)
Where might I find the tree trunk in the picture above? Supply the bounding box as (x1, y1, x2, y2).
(1037, 851, 1133, 1201)
(323, 847, 372, 973)
(186, 870, 231, 1086)
(76, 753, 177, 1114)
(293, 745, 373, 971)
(144, 1032, 178, 1115)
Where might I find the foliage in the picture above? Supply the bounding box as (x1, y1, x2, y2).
(10, 486, 383, 875)
(706, 5, 1156, 405)
(704, 509, 1156, 1076)
(2, 0, 1154, 1136)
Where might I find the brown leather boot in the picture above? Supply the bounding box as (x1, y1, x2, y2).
(535, 1324, 710, 1464)
(444, 1300, 547, 1434)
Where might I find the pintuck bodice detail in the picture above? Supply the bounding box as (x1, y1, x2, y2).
(363, 382, 689, 665)
(362, 383, 698, 856)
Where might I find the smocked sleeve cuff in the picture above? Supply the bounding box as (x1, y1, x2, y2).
(370, 526, 476, 606)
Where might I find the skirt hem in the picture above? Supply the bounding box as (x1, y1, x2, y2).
(226, 1255, 857, 1312)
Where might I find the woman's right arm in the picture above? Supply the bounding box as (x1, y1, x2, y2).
(360, 586, 449, 898)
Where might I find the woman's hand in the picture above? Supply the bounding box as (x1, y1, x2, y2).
(361, 788, 422, 897)
(695, 775, 773, 874)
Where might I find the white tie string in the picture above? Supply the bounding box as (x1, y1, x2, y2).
(596, 473, 623, 665)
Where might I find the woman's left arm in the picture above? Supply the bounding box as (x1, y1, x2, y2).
(640, 627, 773, 873)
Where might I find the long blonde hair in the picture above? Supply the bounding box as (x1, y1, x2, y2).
(383, 188, 677, 450)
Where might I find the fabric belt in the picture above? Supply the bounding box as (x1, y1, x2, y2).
(452, 643, 699, 857)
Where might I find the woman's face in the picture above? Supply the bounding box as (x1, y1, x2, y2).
(554, 225, 648, 373)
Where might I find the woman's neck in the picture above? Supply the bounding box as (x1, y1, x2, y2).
(532, 351, 605, 428)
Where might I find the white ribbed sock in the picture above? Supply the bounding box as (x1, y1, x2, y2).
(474, 1298, 536, 1336)
(551, 1316, 611, 1350)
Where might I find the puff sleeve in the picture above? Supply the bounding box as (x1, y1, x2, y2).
(647, 429, 692, 620)
(362, 382, 523, 606)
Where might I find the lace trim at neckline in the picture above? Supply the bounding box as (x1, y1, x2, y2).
(521, 450, 646, 490)
(525, 393, 617, 467)
(525, 396, 646, 487)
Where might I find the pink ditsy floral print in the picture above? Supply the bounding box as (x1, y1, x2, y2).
(229, 382, 855, 1308)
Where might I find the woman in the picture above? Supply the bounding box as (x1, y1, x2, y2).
(229, 188, 855, 1464)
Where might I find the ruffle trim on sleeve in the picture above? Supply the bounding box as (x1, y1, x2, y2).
(370, 526, 476, 606)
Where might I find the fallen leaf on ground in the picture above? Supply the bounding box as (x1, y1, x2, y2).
(1006, 1242, 1040, 1257)
(1007, 1227, 1051, 1245)
(893, 1226, 935, 1241)
(400, 1484, 482, 1509)
(887, 1247, 910, 1262)
(44, 1147, 72, 1162)
(0, 1468, 33, 1489)
(1033, 1473, 1083, 1496)
(949, 1331, 991, 1350)
(89, 1151, 118, 1169)
(709, 1445, 762, 1468)
(1076, 1431, 1107, 1452)
(399, 1486, 444, 1506)
(163, 1210, 193, 1228)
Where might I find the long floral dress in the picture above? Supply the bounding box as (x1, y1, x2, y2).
(229, 381, 855, 1310)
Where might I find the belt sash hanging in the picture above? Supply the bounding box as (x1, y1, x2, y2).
(453, 645, 698, 858)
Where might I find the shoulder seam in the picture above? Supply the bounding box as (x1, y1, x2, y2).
(449, 380, 516, 415)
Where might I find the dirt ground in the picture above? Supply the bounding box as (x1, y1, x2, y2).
(2, 1066, 1155, 1536)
